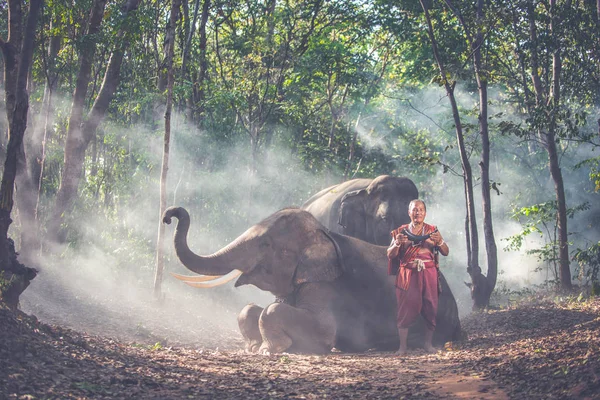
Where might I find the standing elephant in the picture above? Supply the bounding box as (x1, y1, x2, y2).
(163, 206, 461, 354)
(302, 175, 419, 246)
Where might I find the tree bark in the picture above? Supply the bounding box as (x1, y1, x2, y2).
(50, 0, 141, 242)
(49, 0, 107, 241)
(155, 0, 182, 298)
(196, 0, 211, 122)
(520, 1, 571, 290)
(14, 14, 63, 260)
(0, 0, 42, 309)
(420, 0, 483, 307)
(548, 0, 571, 291)
(181, 0, 201, 121)
(449, 0, 498, 305)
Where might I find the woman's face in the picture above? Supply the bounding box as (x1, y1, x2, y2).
(408, 201, 426, 224)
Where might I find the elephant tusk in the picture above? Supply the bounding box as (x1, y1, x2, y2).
(173, 270, 243, 288)
(170, 272, 222, 282)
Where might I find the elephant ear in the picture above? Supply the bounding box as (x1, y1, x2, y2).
(339, 189, 367, 239)
(295, 229, 343, 285)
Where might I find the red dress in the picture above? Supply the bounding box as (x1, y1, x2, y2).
(388, 223, 439, 331)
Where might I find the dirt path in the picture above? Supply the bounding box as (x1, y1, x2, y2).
(1, 298, 599, 399)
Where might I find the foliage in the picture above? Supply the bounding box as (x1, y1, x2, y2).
(0, 0, 598, 301)
(573, 242, 600, 295)
(575, 156, 600, 193)
(504, 201, 590, 286)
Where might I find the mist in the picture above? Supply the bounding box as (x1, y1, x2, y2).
(11, 81, 599, 351)
(353, 84, 600, 314)
(17, 110, 331, 350)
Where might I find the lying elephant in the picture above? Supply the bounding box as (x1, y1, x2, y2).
(163, 206, 461, 354)
(302, 175, 419, 246)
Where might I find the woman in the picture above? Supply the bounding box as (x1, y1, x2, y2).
(387, 199, 449, 355)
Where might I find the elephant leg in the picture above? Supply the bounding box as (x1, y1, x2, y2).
(258, 302, 336, 354)
(238, 304, 263, 353)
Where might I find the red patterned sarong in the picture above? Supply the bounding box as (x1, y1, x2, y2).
(388, 224, 439, 331)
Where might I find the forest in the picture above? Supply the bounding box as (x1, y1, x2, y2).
(1, 0, 599, 399)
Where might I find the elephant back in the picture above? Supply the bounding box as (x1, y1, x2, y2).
(302, 179, 372, 234)
(303, 175, 419, 246)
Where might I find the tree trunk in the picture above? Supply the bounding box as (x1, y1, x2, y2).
(548, 0, 571, 291)
(50, 0, 141, 242)
(196, 0, 211, 123)
(420, 0, 483, 307)
(0, 0, 42, 309)
(34, 23, 62, 216)
(181, 0, 201, 121)
(472, 0, 497, 303)
(193, 0, 211, 125)
(155, 0, 182, 298)
(15, 15, 62, 259)
(49, 0, 107, 241)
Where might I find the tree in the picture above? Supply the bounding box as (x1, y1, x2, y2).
(155, 0, 182, 298)
(15, 2, 67, 260)
(419, 0, 491, 307)
(497, 0, 600, 291)
(442, 0, 498, 306)
(49, 0, 142, 242)
(0, 0, 42, 308)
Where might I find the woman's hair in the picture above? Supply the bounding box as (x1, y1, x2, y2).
(408, 199, 426, 212)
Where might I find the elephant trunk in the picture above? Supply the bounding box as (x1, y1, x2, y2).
(163, 206, 253, 276)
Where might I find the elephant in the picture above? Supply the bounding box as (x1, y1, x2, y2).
(301, 175, 419, 247)
(163, 206, 461, 354)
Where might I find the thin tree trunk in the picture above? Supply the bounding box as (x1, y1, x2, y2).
(181, 0, 201, 121)
(421, 0, 489, 308)
(475, 6, 497, 303)
(195, 0, 211, 123)
(443, 0, 499, 306)
(344, 114, 360, 180)
(549, 0, 571, 290)
(524, 1, 571, 290)
(155, 0, 181, 298)
(35, 23, 62, 221)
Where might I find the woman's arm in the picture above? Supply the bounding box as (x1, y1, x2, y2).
(387, 232, 408, 259)
(430, 230, 449, 256)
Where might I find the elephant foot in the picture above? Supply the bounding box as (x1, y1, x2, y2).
(245, 341, 261, 353)
(258, 338, 291, 355)
(258, 346, 271, 356)
(239, 304, 263, 354)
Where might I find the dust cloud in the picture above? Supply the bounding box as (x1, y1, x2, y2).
(18, 113, 327, 349)
(12, 83, 600, 350)
(352, 84, 600, 316)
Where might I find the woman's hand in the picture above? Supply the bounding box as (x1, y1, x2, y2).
(393, 232, 408, 247)
(429, 230, 449, 255)
(430, 231, 445, 247)
(388, 231, 407, 259)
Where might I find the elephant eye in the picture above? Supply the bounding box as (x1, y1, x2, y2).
(259, 240, 270, 249)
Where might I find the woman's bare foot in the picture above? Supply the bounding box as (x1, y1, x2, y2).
(395, 346, 407, 356)
(424, 344, 437, 353)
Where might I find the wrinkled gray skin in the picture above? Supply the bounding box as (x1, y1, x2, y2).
(163, 206, 461, 354)
(302, 175, 419, 247)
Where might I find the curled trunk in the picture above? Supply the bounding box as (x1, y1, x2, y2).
(163, 207, 254, 276)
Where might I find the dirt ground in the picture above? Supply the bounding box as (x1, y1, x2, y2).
(1, 295, 599, 399)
